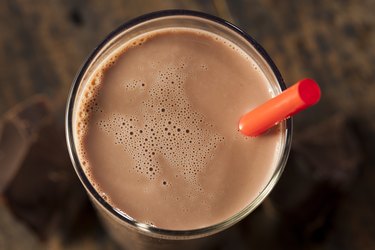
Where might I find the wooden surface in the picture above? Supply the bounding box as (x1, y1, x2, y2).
(1, 0, 375, 249)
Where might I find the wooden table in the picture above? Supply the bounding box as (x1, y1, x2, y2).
(1, 0, 375, 249)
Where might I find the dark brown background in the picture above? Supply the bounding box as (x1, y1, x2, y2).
(1, 0, 374, 249)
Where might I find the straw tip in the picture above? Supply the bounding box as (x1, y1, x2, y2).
(238, 121, 257, 137)
(238, 78, 321, 137)
(298, 78, 321, 106)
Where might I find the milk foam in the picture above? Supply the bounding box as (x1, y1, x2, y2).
(76, 31, 227, 193)
(74, 28, 283, 230)
(97, 62, 224, 187)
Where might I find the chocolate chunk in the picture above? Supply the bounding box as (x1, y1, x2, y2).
(1, 96, 88, 240)
(0, 96, 50, 192)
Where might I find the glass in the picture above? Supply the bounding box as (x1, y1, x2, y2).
(65, 10, 292, 250)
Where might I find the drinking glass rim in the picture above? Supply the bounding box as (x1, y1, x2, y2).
(65, 9, 292, 239)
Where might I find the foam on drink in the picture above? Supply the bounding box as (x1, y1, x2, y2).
(74, 28, 283, 230)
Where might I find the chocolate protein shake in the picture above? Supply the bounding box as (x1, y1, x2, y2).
(74, 27, 283, 230)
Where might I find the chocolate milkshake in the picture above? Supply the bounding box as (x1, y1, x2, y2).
(74, 28, 283, 230)
(67, 11, 291, 250)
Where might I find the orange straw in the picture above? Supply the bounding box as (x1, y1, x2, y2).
(239, 78, 321, 137)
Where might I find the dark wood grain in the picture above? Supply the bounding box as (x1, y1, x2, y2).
(1, 0, 375, 249)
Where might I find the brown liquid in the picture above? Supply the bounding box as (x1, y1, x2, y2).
(75, 28, 283, 230)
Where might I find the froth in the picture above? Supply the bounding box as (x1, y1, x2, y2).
(97, 61, 224, 188)
(74, 27, 283, 230)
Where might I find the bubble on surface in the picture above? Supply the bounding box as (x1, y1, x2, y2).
(74, 29, 253, 209)
(95, 61, 224, 183)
